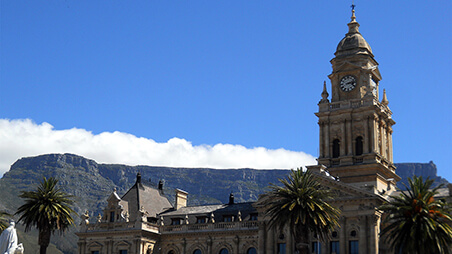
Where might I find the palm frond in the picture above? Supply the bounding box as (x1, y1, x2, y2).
(258, 168, 340, 247)
(379, 175, 452, 254)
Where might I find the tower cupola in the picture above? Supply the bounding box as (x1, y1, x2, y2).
(335, 9, 373, 58)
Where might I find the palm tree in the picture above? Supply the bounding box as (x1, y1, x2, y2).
(379, 176, 452, 254)
(258, 168, 340, 254)
(0, 211, 11, 232)
(15, 177, 75, 254)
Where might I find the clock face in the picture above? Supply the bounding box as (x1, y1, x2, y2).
(340, 75, 356, 92)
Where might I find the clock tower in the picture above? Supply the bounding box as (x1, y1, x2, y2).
(316, 9, 400, 193)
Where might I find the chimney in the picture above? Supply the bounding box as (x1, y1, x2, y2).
(229, 192, 234, 205)
(136, 173, 142, 184)
(175, 189, 188, 210)
(158, 180, 163, 190)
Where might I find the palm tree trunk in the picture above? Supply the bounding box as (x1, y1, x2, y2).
(39, 227, 51, 254)
(295, 226, 310, 254)
(40, 245, 48, 254)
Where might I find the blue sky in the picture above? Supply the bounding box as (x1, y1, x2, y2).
(1, 1, 451, 182)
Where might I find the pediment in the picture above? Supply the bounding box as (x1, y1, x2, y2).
(87, 241, 103, 248)
(310, 170, 378, 201)
(107, 191, 121, 202)
(115, 240, 131, 247)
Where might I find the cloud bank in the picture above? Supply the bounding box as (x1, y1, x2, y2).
(0, 119, 317, 176)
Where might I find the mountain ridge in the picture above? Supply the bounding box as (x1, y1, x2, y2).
(0, 153, 449, 253)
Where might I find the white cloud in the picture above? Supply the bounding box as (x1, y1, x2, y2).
(0, 119, 317, 176)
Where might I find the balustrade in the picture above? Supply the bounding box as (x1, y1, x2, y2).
(161, 220, 259, 233)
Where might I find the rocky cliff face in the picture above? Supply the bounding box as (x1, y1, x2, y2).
(0, 154, 291, 254)
(0, 153, 449, 253)
(395, 161, 449, 189)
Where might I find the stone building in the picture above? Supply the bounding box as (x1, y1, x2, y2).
(77, 9, 404, 254)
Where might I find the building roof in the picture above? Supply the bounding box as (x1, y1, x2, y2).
(121, 173, 173, 219)
(161, 202, 256, 217)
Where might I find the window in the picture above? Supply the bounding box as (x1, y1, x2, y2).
(92, 251, 99, 254)
(350, 230, 357, 237)
(148, 217, 158, 224)
(355, 136, 363, 156)
(219, 248, 229, 254)
(110, 211, 115, 222)
(168, 251, 175, 254)
(349, 241, 358, 254)
(249, 213, 258, 221)
(223, 215, 233, 222)
(312, 242, 321, 254)
(332, 231, 338, 238)
(196, 217, 207, 224)
(277, 243, 286, 254)
(193, 250, 202, 254)
(247, 248, 257, 254)
(120, 251, 128, 254)
(171, 218, 181, 225)
(333, 139, 340, 158)
(330, 241, 339, 254)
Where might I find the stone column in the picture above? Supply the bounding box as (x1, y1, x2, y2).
(319, 122, 324, 158)
(207, 237, 213, 254)
(325, 122, 330, 158)
(339, 217, 346, 254)
(364, 116, 369, 153)
(368, 214, 380, 254)
(266, 224, 274, 254)
(370, 116, 377, 153)
(341, 120, 346, 157)
(234, 235, 240, 254)
(77, 241, 84, 254)
(258, 222, 266, 254)
(107, 239, 113, 254)
(321, 241, 327, 254)
(388, 127, 393, 162)
(359, 216, 367, 254)
(381, 121, 387, 159)
(346, 119, 352, 156)
(286, 229, 293, 254)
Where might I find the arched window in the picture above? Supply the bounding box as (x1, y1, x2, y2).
(355, 136, 363, 156)
(193, 250, 202, 254)
(168, 251, 175, 254)
(219, 249, 229, 254)
(332, 139, 340, 158)
(247, 247, 257, 254)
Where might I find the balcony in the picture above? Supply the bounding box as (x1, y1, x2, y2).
(162, 221, 259, 234)
(84, 221, 160, 233)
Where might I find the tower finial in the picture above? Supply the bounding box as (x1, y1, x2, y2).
(320, 81, 329, 103)
(381, 89, 389, 106)
(350, 2, 356, 22)
(347, 2, 359, 34)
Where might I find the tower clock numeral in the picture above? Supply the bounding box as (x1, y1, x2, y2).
(340, 75, 356, 92)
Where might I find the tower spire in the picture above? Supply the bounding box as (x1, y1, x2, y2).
(381, 89, 389, 106)
(320, 81, 329, 103)
(347, 3, 359, 34)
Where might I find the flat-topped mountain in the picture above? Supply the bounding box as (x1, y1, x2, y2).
(0, 153, 449, 253)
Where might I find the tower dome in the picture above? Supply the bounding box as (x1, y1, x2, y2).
(335, 9, 373, 58)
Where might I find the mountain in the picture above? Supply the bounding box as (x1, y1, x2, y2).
(0, 153, 449, 253)
(394, 161, 450, 189)
(0, 153, 291, 253)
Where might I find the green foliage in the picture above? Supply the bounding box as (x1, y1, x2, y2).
(379, 176, 452, 254)
(15, 177, 75, 254)
(0, 211, 11, 232)
(259, 169, 340, 252)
